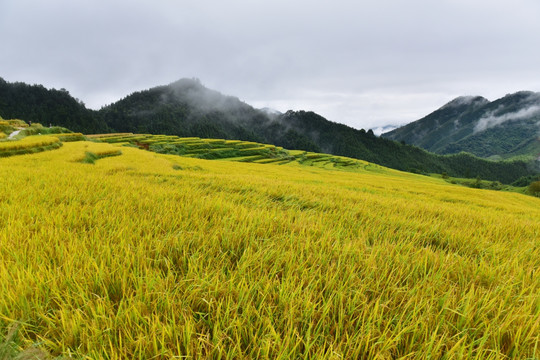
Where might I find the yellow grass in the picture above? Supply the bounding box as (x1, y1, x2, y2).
(0, 141, 539, 359)
(85, 133, 134, 138)
(51, 133, 85, 142)
(5, 119, 28, 127)
(0, 135, 60, 151)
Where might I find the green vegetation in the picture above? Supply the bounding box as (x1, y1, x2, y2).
(441, 122, 540, 160)
(18, 124, 80, 137)
(0, 323, 49, 359)
(511, 174, 540, 187)
(529, 181, 540, 197)
(0, 119, 24, 136)
(438, 174, 518, 192)
(79, 149, 123, 164)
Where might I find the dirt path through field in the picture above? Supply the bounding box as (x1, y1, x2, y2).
(8, 130, 21, 139)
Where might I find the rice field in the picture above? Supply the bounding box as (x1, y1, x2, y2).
(0, 135, 62, 157)
(90, 134, 366, 169)
(51, 133, 86, 142)
(0, 140, 539, 359)
(0, 119, 28, 128)
(0, 118, 86, 158)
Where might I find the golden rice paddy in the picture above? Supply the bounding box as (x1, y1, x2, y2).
(0, 141, 539, 359)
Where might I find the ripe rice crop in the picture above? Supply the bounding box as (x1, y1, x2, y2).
(252, 158, 283, 164)
(5, 119, 28, 127)
(174, 137, 201, 143)
(0, 135, 60, 151)
(85, 133, 134, 138)
(1, 141, 538, 359)
(93, 134, 295, 164)
(52, 133, 85, 142)
(0, 135, 62, 157)
(234, 142, 259, 149)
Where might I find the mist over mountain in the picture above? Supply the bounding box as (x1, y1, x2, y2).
(372, 125, 399, 136)
(259, 107, 282, 117)
(0, 77, 537, 183)
(382, 92, 540, 160)
(99, 78, 270, 142)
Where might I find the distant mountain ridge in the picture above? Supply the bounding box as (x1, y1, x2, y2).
(0, 76, 537, 183)
(382, 92, 540, 160)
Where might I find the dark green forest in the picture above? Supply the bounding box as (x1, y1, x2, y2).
(0, 78, 109, 133)
(1, 77, 537, 184)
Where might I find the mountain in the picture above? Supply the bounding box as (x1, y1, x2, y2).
(0, 77, 109, 133)
(98, 78, 271, 142)
(0, 77, 537, 183)
(382, 92, 540, 160)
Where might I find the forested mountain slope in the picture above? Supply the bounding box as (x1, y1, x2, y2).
(0, 77, 108, 133)
(383, 92, 540, 159)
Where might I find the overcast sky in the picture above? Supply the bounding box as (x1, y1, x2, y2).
(1, 0, 540, 132)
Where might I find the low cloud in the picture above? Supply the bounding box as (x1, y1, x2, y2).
(474, 104, 540, 133)
(372, 125, 399, 136)
(441, 96, 487, 110)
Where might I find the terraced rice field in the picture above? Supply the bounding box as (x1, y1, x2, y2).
(0, 135, 62, 157)
(90, 133, 369, 169)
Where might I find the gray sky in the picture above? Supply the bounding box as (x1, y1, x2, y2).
(1, 0, 540, 132)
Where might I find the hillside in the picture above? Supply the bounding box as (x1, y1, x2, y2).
(1, 138, 539, 358)
(383, 92, 540, 160)
(1, 77, 538, 182)
(0, 77, 108, 133)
